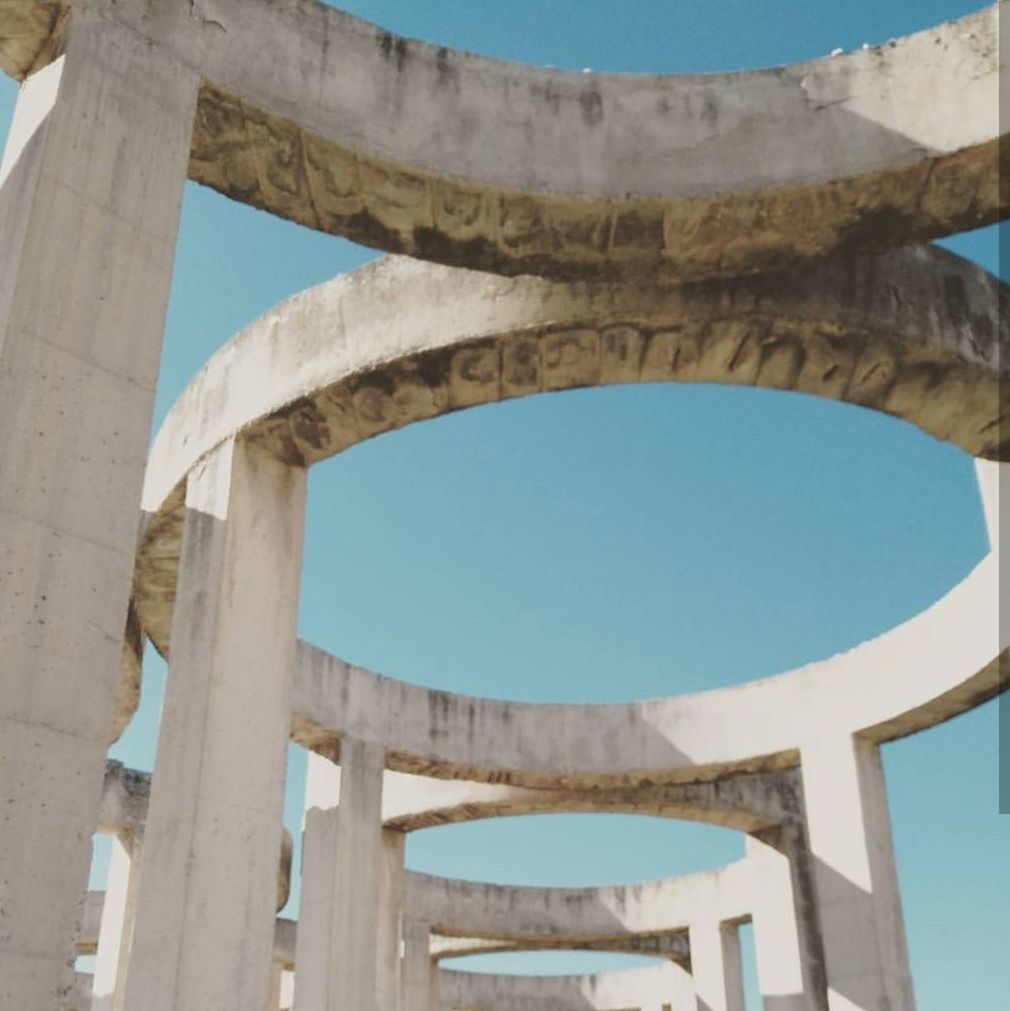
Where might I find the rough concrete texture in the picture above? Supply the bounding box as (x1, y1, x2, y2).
(0, 1, 1005, 280)
(0, 1, 1004, 1009)
(121, 440, 306, 1011)
(0, 10, 196, 1007)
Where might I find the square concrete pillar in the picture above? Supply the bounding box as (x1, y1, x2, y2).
(378, 829, 406, 1011)
(667, 961, 698, 1010)
(401, 919, 438, 1011)
(293, 752, 341, 1010)
(91, 827, 144, 1011)
(801, 736, 915, 1010)
(294, 740, 388, 1011)
(121, 438, 307, 1011)
(0, 10, 196, 1006)
(688, 918, 744, 1011)
(746, 832, 825, 1011)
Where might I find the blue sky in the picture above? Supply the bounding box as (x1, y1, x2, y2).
(2, 1, 1006, 1005)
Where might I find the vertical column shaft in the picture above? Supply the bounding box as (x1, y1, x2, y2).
(0, 11, 196, 1006)
(91, 827, 144, 1011)
(801, 735, 915, 1010)
(331, 738, 386, 1009)
(668, 960, 698, 1010)
(378, 829, 406, 1011)
(293, 751, 340, 1010)
(688, 919, 744, 1011)
(746, 832, 825, 1011)
(401, 920, 436, 1011)
(122, 438, 307, 1011)
(294, 740, 387, 1011)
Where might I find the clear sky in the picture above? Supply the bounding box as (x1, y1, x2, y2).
(2, 1, 1006, 1005)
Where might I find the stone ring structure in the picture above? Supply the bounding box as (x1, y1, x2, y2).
(1, 1, 1005, 281)
(1, 2, 1005, 1010)
(106, 244, 1005, 1010)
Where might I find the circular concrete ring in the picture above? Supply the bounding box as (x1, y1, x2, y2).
(133, 249, 1006, 782)
(1, 2, 1005, 280)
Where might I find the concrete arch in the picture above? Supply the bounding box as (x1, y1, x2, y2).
(0, 2, 1004, 281)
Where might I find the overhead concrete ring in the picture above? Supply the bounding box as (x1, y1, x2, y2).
(1, 2, 1005, 281)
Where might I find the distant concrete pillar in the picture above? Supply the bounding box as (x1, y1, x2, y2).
(91, 828, 144, 1011)
(293, 751, 341, 1010)
(668, 960, 698, 1010)
(801, 735, 915, 1010)
(746, 832, 824, 1011)
(688, 919, 744, 1011)
(122, 439, 307, 1011)
(0, 10, 196, 1006)
(266, 958, 284, 1011)
(401, 919, 437, 1011)
(294, 740, 387, 1011)
(378, 829, 406, 1011)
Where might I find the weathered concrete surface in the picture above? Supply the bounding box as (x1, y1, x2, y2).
(402, 920, 438, 1011)
(91, 830, 141, 1011)
(1, 1, 1004, 280)
(438, 962, 693, 1011)
(690, 918, 745, 1011)
(122, 439, 306, 1011)
(0, 11, 196, 1007)
(405, 866, 747, 962)
(746, 834, 819, 1011)
(294, 742, 390, 1011)
(124, 249, 1006, 789)
(800, 737, 915, 1011)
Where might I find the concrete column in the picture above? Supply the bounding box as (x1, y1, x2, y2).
(0, 10, 196, 1006)
(292, 751, 340, 1010)
(401, 919, 436, 1011)
(688, 919, 744, 1011)
(668, 961, 698, 1010)
(378, 829, 406, 1011)
(266, 958, 284, 1011)
(746, 832, 825, 1011)
(91, 827, 144, 1011)
(122, 438, 307, 1011)
(801, 735, 915, 1010)
(294, 740, 387, 1011)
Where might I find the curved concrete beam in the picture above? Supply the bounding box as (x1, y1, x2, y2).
(1, 2, 1004, 280)
(138, 250, 1006, 638)
(429, 932, 687, 963)
(406, 865, 748, 948)
(378, 768, 800, 830)
(439, 963, 688, 1011)
(133, 253, 1006, 789)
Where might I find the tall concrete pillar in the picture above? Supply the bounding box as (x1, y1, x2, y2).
(0, 10, 196, 1006)
(746, 832, 824, 1011)
(294, 739, 387, 1011)
(800, 735, 915, 1010)
(688, 918, 744, 1011)
(121, 438, 307, 1011)
(401, 919, 437, 1011)
(91, 827, 144, 1011)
